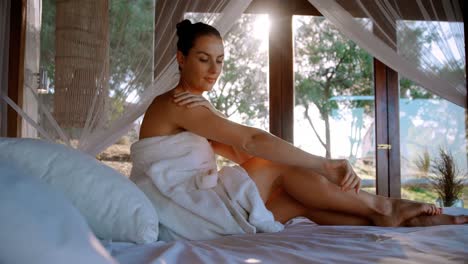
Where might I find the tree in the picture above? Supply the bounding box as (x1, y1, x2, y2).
(206, 15, 269, 130)
(108, 0, 155, 121)
(294, 17, 373, 159)
(398, 21, 437, 100)
(40, 0, 155, 132)
(54, 0, 109, 132)
(40, 0, 55, 88)
(395, 21, 467, 175)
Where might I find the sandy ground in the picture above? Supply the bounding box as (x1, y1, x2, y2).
(97, 143, 132, 177)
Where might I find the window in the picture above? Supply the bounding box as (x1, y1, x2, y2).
(399, 79, 467, 205)
(293, 15, 376, 193)
(397, 18, 466, 205)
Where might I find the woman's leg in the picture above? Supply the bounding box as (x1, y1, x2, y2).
(404, 214, 468, 226)
(266, 187, 372, 225)
(267, 188, 466, 226)
(241, 157, 438, 227)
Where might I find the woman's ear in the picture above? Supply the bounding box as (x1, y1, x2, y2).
(176, 51, 185, 70)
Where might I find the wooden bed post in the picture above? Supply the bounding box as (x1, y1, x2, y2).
(6, 0, 26, 138)
(0, 0, 11, 137)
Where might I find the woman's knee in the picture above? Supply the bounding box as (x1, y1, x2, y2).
(282, 167, 333, 190)
(266, 190, 308, 223)
(241, 157, 284, 179)
(241, 158, 287, 202)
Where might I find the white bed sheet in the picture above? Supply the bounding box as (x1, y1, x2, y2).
(103, 208, 468, 264)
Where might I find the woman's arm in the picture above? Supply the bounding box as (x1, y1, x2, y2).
(172, 92, 360, 192)
(173, 92, 253, 164)
(209, 140, 253, 164)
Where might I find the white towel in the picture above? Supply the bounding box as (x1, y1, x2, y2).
(130, 131, 283, 241)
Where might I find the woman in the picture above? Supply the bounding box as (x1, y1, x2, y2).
(131, 20, 466, 241)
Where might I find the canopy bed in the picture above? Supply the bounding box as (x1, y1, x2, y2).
(0, 0, 467, 263)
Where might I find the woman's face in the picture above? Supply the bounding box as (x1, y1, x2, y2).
(177, 35, 224, 94)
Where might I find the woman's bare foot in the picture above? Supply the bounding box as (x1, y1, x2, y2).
(373, 199, 442, 227)
(403, 214, 468, 227)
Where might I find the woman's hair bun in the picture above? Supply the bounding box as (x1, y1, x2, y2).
(176, 19, 192, 36)
(176, 19, 221, 56)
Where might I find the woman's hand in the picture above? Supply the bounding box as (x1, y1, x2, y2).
(173, 91, 225, 118)
(322, 159, 361, 193)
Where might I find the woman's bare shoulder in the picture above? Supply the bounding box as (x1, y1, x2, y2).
(143, 89, 260, 147)
(139, 90, 184, 138)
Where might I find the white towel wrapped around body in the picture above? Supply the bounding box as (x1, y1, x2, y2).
(130, 131, 283, 241)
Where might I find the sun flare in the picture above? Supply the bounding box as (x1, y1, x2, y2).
(252, 14, 270, 52)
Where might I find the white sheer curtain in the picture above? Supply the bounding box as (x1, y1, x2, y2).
(80, 0, 252, 155)
(308, 0, 465, 107)
(1, 0, 252, 156)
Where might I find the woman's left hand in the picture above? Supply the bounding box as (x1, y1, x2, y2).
(322, 159, 361, 193)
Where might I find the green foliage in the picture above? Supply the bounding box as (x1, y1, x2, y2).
(402, 186, 438, 203)
(414, 149, 431, 178)
(206, 15, 269, 129)
(40, 0, 155, 120)
(402, 186, 468, 207)
(294, 17, 373, 158)
(40, 0, 56, 88)
(429, 148, 466, 206)
(399, 78, 434, 100)
(108, 0, 155, 96)
(398, 21, 461, 100)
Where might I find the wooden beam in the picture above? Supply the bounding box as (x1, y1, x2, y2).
(374, 59, 390, 197)
(374, 60, 401, 198)
(268, 0, 294, 142)
(461, 0, 468, 158)
(462, 1, 467, 110)
(371, 0, 401, 198)
(0, 0, 10, 137)
(389, 0, 462, 22)
(246, 0, 320, 16)
(387, 68, 401, 198)
(336, 0, 462, 22)
(7, 0, 26, 137)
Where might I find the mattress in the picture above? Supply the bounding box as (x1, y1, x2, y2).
(103, 207, 468, 264)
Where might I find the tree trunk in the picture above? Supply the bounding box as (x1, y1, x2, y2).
(55, 0, 109, 132)
(465, 109, 468, 154)
(304, 103, 326, 150)
(324, 83, 331, 158)
(324, 112, 331, 158)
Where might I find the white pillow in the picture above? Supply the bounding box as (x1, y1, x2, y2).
(0, 137, 158, 244)
(0, 161, 117, 264)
